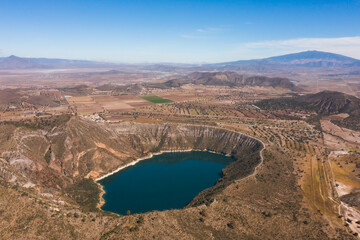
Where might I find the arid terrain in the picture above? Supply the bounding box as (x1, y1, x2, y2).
(0, 51, 360, 239)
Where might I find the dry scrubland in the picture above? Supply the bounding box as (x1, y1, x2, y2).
(0, 80, 359, 239)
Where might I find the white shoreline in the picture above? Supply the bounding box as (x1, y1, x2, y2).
(95, 148, 196, 182)
(95, 148, 223, 210)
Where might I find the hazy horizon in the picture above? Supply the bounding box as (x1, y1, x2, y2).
(2, 48, 360, 65)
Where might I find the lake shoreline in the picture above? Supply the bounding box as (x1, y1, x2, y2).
(95, 148, 223, 211)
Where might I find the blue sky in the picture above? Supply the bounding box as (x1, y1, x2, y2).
(1, 0, 360, 63)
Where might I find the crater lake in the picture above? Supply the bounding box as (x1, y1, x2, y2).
(98, 151, 234, 215)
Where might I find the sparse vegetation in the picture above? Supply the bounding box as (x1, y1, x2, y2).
(65, 179, 100, 212)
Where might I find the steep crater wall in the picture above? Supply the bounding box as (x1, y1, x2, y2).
(106, 122, 264, 206)
(1, 118, 263, 209)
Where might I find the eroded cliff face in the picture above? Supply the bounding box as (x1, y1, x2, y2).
(0, 117, 262, 205)
(108, 122, 263, 206)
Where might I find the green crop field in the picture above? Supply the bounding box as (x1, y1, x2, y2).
(140, 95, 173, 103)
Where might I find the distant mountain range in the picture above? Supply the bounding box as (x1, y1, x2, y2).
(222, 50, 360, 66)
(210, 51, 360, 72)
(1, 50, 360, 70)
(0, 55, 115, 69)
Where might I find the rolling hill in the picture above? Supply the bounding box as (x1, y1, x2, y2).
(255, 90, 360, 116)
(147, 71, 300, 91)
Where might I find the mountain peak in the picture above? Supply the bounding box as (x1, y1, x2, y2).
(217, 50, 360, 70)
(265, 50, 360, 62)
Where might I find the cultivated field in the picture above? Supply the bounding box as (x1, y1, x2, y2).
(139, 95, 173, 103)
(66, 95, 152, 114)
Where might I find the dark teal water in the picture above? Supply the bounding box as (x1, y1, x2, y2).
(98, 151, 234, 215)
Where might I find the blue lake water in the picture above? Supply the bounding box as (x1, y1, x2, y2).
(98, 151, 234, 215)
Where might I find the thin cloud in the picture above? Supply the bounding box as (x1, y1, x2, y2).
(234, 36, 360, 59)
(182, 27, 225, 39)
(180, 34, 208, 39)
(206, 27, 222, 31)
(196, 27, 222, 33)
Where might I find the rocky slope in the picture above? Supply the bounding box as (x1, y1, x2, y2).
(0, 117, 262, 204)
